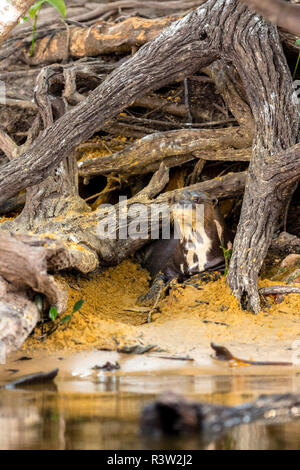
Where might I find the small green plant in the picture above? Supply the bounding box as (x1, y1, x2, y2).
(293, 39, 300, 80)
(49, 305, 58, 322)
(34, 298, 85, 339)
(23, 0, 66, 56)
(220, 243, 232, 277)
(48, 299, 85, 325)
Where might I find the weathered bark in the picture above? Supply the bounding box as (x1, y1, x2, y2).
(0, 0, 299, 314)
(0, 0, 251, 204)
(0, 232, 69, 354)
(0, 192, 25, 215)
(226, 18, 299, 312)
(260, 286, 300, 296)
(0, 0, 35, 45)
(69, 0, 207, 22)
(193, 147, 251, 162)
(2, 8, 298, 65)
(271, 231, 300, 254)
(0, 129, 18, 159)
(0, 6, 218, 202)
(0, 159, 245, 352)
(240, 0, 300, 36)
(78, 127, 251, 178)
(0, 296, 39, 356)
(204, 61, 254, 134)
(155, 170, 246, 202)
(20, 16, 180, 65)
(11, 67, 90, 233)
(0, 233, 68, 309)
(85, 170, 246, 266)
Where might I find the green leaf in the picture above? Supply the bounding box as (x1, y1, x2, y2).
(22, 16, 28, 22)
(46, 0, 66, 19)
(60, 315, 72, 324)
(34, 294, 43, 313)
(29, 0, 44, 18)
(49, 305, 58, 322)
(296, 39, 300, 46)
(72, 299, 85, 314)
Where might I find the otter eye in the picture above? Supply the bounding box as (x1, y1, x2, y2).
(199, 31, 207, 40)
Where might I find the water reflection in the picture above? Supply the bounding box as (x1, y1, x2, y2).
(1, 370, 300, 449)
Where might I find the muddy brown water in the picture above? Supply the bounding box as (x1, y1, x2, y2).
(1, 351, 300, 450)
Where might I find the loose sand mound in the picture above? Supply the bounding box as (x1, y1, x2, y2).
(25, 259, 300, 363)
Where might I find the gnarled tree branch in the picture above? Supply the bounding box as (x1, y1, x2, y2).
(240, 0, 300, 36)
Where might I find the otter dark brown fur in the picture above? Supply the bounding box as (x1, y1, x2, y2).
(136, 190, 232, 306)
(137, 190, 231, 282)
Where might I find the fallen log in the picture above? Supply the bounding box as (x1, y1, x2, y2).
(0, 232, 69, 355)
(18, 16, 180, 65)
(155, 171, 246, 202)
(78, 128, 251, 178)
(0, 232, 68, 309)
(2, 12, 299, 65)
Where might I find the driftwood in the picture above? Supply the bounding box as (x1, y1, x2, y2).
(0, 232, 68, 355)
(211, 342, 293, 366)
(78, 128, 251, 178)
(0, 233, 68, 306)
(20, 16, 180, 65)
(241, 0, 300, 37)
(140, 392, 300, 440)
(2, 368, 58, 389)
(2, 9, 299, 65)
(156, 171, 246, 202)
(0, 298, 39, 356)
(260, 286, 300, 296)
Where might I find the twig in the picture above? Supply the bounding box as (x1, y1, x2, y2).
(147, 354, 194, 361)
(211, 343, 292, 366)
(259, 286, 300, 296)
(184, 78, 193, 123)
(0, 130, 18, 160)
(70, 1, 207, 23)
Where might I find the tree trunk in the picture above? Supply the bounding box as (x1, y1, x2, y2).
(226, 19, 299, 312)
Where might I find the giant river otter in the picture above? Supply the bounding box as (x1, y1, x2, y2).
(136, 189, 232, 308)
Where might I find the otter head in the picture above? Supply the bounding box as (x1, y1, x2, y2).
(171, 190, 231, 276)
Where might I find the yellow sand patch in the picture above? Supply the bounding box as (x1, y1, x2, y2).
(25, 259, 300, 358)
